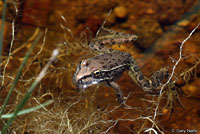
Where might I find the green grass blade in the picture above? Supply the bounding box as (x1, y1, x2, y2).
(1, 48, 58, 133)
(0, 0, 7, 65)
(1, 100, 53, 119)
(0, 32, 43, 117)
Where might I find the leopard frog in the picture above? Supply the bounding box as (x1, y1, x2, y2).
(73, 27, 167, 104)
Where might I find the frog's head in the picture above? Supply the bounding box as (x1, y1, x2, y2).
(73, 59, 104, 90)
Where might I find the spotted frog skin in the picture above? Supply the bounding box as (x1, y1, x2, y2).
(73, 27, 169, 104)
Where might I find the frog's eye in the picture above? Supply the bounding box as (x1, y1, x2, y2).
(93, 70, 101, 77)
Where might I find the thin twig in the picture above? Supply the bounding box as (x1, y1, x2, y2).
(150, 22, 200, 133)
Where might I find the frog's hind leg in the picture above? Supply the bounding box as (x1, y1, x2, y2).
(98, 27, 131, 37)
(128, 59, 153, 93)
(96, 20, 136, 38)
(107, 81, 124, 104)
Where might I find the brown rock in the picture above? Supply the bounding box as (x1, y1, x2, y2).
(133, 17, 163, 48)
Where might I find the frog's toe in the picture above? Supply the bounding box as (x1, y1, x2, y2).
(165, 85, 185, 118)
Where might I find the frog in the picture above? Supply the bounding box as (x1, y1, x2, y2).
(72, 26, 178, 105)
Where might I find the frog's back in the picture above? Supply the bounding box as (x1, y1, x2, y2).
(89, 51, 131, 75)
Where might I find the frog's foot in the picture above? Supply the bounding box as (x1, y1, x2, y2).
(165, 82, 185, 117)
(107, 81, 125, 104)
(150, 68, 169, 89)
(144, 67, 170, 95)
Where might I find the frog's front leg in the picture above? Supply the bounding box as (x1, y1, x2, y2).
(107, 81, 124, 104)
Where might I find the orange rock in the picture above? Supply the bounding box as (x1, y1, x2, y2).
(114, 6, 128, 18)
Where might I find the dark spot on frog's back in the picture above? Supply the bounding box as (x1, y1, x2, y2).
(93, 56, 99, 60)
(110, 64, 114, 68)
(117, 58, 122, 62)
(119, 53, 127, 58)
(104, 57, 108, 61)
(112, 58, 116, 61)
(102, 65, 106, 69)
(99, 61, 105, 65)
(108, 53, 113, 57)
(115, 62, 119, 66)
